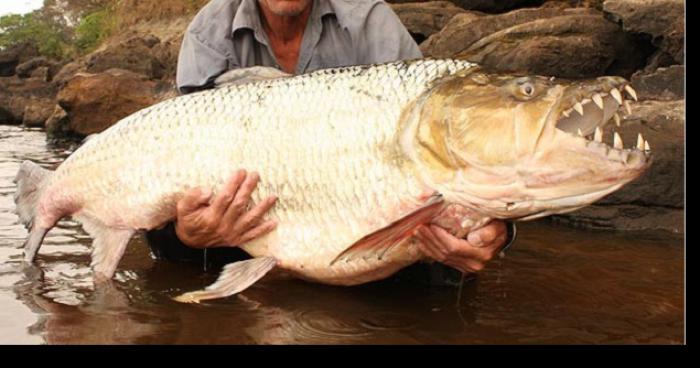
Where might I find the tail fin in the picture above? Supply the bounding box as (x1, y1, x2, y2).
(14, 161, 53, 263)
(14, 161, 52, 229)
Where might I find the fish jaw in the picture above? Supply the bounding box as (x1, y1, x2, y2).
(400, 72, 652, 220)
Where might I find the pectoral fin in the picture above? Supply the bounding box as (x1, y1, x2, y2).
(214, 66, 291, 88)
(174, 257, 278, 304)
(331, 195, 445, 265)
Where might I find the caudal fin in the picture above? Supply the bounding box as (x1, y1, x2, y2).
(13, 160, 53, 263)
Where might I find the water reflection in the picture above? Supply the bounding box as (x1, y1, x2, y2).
(0, 125, 685, 344)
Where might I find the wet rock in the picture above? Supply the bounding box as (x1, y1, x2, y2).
(603, 99, 684, 208)
(552, 99, 684, 233)
(390, 1, 475, 44)
(0, 43, 39, 77)
(45, 105, 73, 138)
(15, 57, 53, 78)
(85, 36, 166, 79)
(421, 7, 651, 78)
(630, 65, 684, 101)
(549, 205, 683, 233)
(22, 99, 56, 127)
(0, 95, 28, 124)
(57, 69, 161, 136)
(603, 0, 684, 65)
(0, 107, 13, 123)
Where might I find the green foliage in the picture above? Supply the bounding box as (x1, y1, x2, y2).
(0, 4, 114, 59)
(0, 12, 70, 58)
(74, 9, 114, 53)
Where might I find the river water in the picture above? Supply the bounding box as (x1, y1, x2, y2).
(0, 124, 684, 344)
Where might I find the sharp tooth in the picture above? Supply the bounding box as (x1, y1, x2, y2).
(636, 133, 644, 150)
(563, 109, 571, 118)
(624, 100, 632, 115)
(624, 85, 638, 101)
(610, 88, 623, 105)
(613, 132, 623, 149)
(574, 102, 584, 115)
(592, 93, 604, 109)
(644, 141, 651, 151)
(594, 127, 603, 142)
(577, 128, 583, 136)
(614, 113, 621, 127)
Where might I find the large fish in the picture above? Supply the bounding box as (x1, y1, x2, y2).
(14, 59, 650, 303)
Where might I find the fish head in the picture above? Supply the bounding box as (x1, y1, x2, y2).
(405, 70, 651, 220)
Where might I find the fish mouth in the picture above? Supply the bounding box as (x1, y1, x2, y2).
(552, 79, 651, 167)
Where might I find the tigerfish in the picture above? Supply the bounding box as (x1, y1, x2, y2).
(13, 59, 651, 303)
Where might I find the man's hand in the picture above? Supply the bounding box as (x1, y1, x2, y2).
(414, 220, 508, 273)
(174, 169, 278, 249)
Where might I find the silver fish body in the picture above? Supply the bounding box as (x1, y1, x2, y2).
(27, 59, 479, 285)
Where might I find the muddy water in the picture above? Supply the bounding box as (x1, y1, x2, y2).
(0, 125, 684, 344)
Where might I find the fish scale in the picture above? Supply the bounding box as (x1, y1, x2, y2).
(35, 59, 477, 285)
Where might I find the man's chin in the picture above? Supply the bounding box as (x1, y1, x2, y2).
(262, 0, 312, 17)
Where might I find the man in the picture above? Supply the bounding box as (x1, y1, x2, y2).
(146, 0, 515, 285)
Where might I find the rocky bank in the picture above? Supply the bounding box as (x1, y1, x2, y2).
(0, 0, 685, 233)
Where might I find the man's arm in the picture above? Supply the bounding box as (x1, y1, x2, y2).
(175, 0, 244, 94)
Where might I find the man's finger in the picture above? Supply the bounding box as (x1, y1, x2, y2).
(233, 195, 278, 233)
(467, 220, 506, 248)
(418, 226, 449, 255)
(223, 171, 260, 223)
(415, 232, 446, 261)
(177, 187, 212, 215)
(236, 220, 277, 245)
(211, 170, 247, 216)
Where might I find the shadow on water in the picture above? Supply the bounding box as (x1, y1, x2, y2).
(0, 125, 685, 344)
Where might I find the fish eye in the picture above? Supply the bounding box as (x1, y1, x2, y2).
(521, 82, 535, 96)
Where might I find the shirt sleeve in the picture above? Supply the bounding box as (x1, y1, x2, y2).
(355, 1, 423, 65)
(176, 30, 231, 94)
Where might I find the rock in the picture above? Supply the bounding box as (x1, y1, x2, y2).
(52, 61, 86, 88)
(549, 205, 683, 233)
(57, 69, 161, 136)
(603, 0, 684, 65)
(143, 34, 162, 48)
(15, 57, 52, 78)
(387, 0, 543, 13)
(602, 99, 684, 208)
(630, 65, 684, 101)
(30, 66, 51, 82)
(390, 1, 475, 44)
(0, 106, 13, 123)
(0, 75, 55, 123)
(85, 36, 166, 79)
(151, 38, 183, 80)
(552, 99, 684, 233)
(45, 105, 73, 138)
(22, 99, 56, 127)
(0, 95, 29, 124)
(0, 43, 39, 77)
(421, 7, 651, 78)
